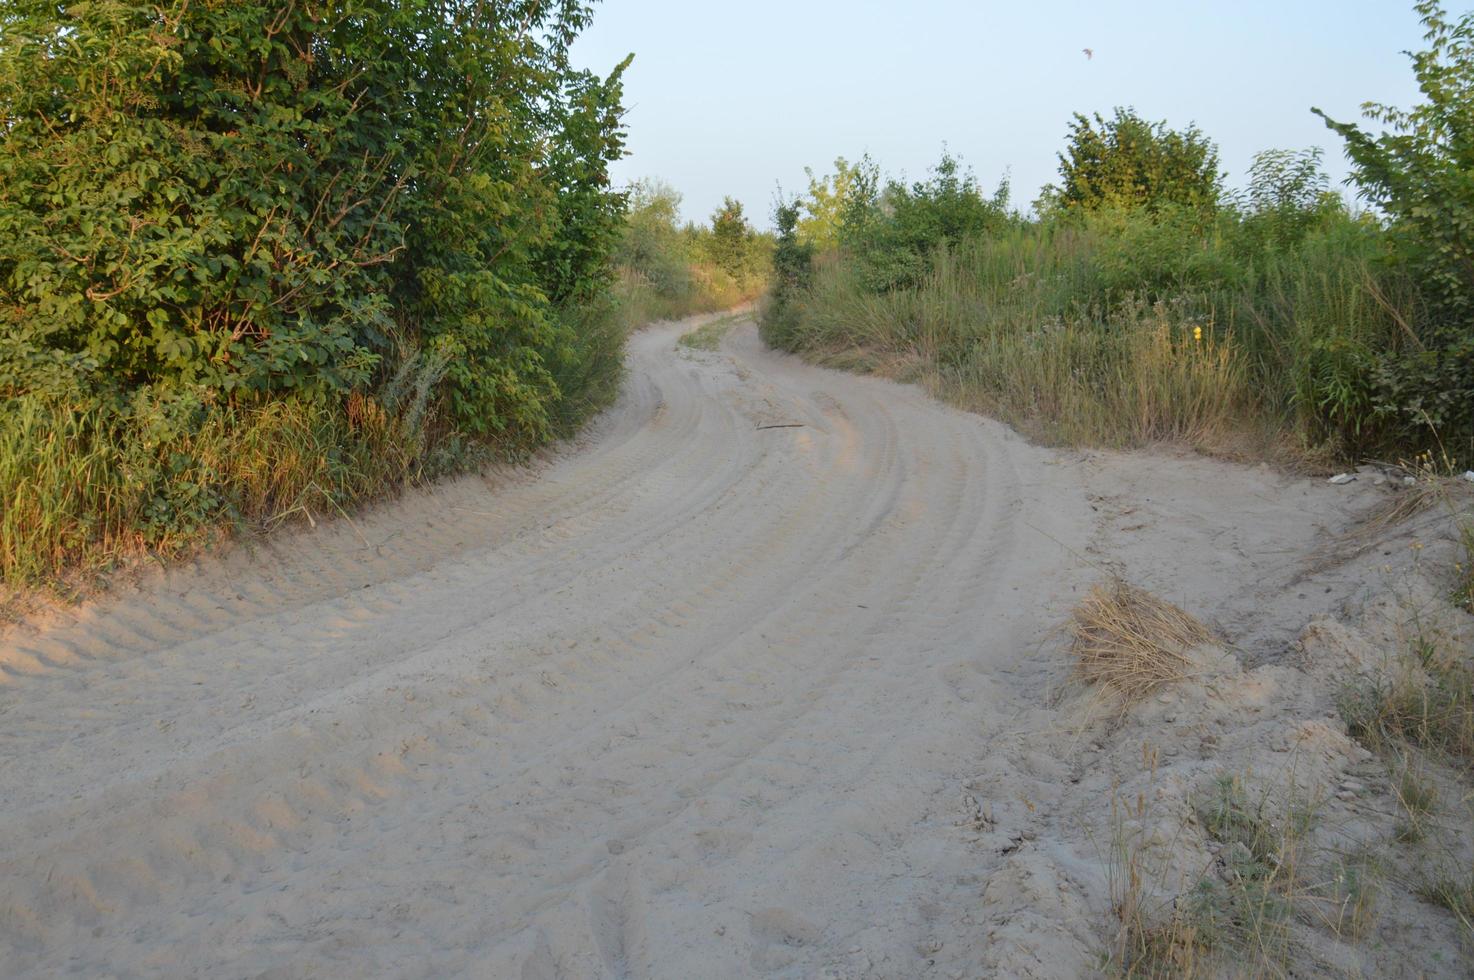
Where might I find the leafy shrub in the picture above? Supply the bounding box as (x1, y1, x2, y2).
(1316, 0, 1474, 457)
(1083, 206, 1245, 300)
(1039, 107, 1223, 216)
(0, 0, 632, 586)
(760, 198, 815, 349)
(843, 151, 1013, 292)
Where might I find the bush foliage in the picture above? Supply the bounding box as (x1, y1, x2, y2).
(1315, 0, 1474, 445)
(1039, 107, 1223, 216)
(0, 0, 633, 586)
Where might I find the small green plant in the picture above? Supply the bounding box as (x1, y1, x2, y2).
(1316, 850, 1383, 941)
(1397, 761, 1440, 817)
(1104, 774, 1213, 979)
(1391, 759, 1441, 845)
(1177, 774, 1337, 972)
(1196, 774, 1319, 881)
(1106, 772, 1327, 977)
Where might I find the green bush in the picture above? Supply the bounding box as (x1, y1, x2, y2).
(760, 198, 814, 350)
(1039, 107, 1223, 217)
(0, 0, 632, 586)
(1316, 1, 1474, 454)
(842, 151, 1013, 292)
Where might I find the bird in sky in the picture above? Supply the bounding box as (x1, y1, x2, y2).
(1083, 48, 1093, 60)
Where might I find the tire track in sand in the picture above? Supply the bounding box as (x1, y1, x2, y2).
(0, 315, 1096, 978)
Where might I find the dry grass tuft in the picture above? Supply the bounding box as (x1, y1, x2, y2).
(1072, 578, 1213, 700)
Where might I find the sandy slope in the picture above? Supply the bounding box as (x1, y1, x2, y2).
(0, 315, 1465, 978)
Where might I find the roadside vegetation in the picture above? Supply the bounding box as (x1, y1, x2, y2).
(0, 2, 767, 595)
(0, 1, 626, 589)
(763, 1, 1474, 470)
(614, 179, 771, 326)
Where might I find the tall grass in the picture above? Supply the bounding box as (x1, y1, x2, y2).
(1, 383, 434, 588)
(0, 317, 633, 592)
(768, 216, 1417, 458)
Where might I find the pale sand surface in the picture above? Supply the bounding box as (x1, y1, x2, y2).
(1, 315, 1468, 977)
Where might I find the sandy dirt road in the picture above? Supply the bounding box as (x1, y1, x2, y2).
(0, 316, 1385, 977)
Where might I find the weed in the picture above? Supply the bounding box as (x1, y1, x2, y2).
(1197, 774, 1320, 882)
(1105, 772, 1322, 977)
(1418, 869, 1474, 937)
(1396, 761, 1441, 819)
(1299, 849, 1383, 941)
(1455, 518, 1474, 612)
(1105, 777, 1213, 978)
(1338, 641, 1474, 764)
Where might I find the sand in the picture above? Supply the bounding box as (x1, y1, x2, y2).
(1, 314, 1469, 977)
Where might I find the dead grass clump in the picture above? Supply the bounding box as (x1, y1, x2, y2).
(1072, 578, 1213, 700)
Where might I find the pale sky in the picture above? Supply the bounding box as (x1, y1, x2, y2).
(570, 1, 1440, 226)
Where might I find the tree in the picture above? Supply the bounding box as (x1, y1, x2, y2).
(1315, 1, 1474, 450)
(843, 152, 1011, 292)
(760, 196, 814, 350)
(0, 0, 629, 443)
(707, 197, 753, 280)
(1040, 107, 1223, 216)
(1241, 148, 1338, 247)
(617, 178, 693, 297)
(1315, 1, 1474, 319)
(799, 157, 866, 250)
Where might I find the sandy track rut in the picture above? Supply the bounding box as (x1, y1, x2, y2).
(0, 317, 1096, 977)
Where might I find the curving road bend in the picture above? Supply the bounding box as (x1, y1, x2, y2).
(0, 315, 1107, 977)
